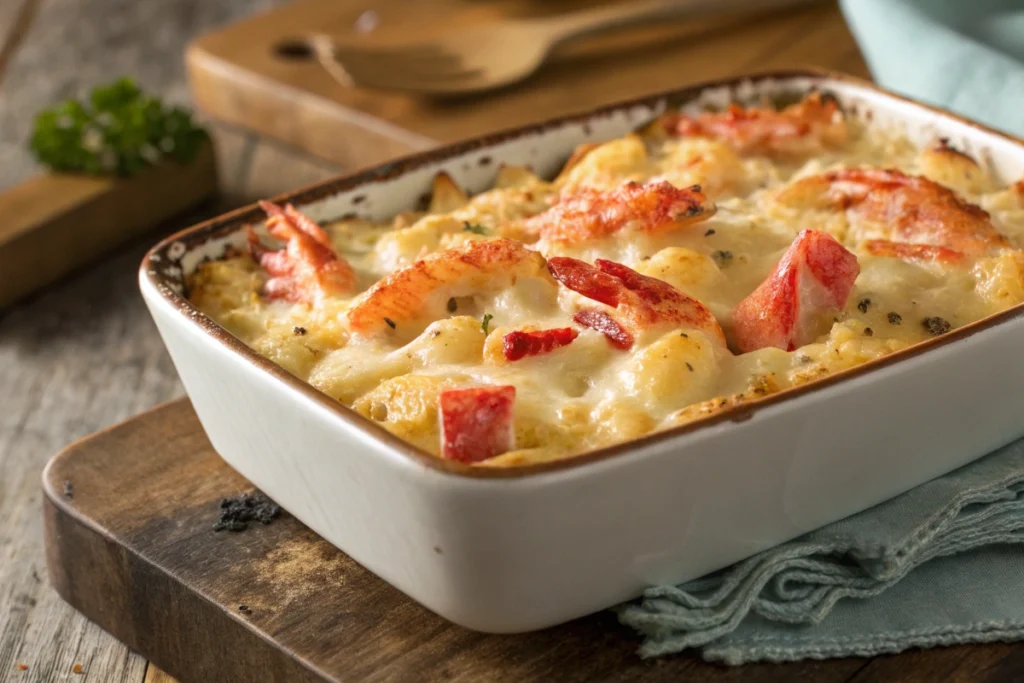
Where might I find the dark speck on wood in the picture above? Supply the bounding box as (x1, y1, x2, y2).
(213, 492, 281, 532)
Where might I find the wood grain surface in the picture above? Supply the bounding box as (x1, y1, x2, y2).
(0, 1, 330, 681)
(41, 399, 1024, 683)
(186, 0, 870, 169)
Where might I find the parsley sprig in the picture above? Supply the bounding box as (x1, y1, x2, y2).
(30, 78, 209, 177)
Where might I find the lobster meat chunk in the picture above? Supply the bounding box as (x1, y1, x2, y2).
(503, 328, 579, 361)
(775, 168, 1007, 257)
(548, 256, 725, 348)
(664, 92, 847, 156)
(248, 200, 357, 303)
(572, 310, 633, 350)
(526, 180, 713, 246)
(347, 238, 548, 337)
(439, 386, 516, 463)
(732, 230, 860, 353)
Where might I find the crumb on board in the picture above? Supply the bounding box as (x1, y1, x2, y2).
(72, 663, 84, 674)
(213, 491, 281, 532)
(16, 663, 28, 671)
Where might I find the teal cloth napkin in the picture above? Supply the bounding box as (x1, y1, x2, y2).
(618, 443, 1024, 663)
(618, 1, 1024, 662)
(839, 0, 1024, 137)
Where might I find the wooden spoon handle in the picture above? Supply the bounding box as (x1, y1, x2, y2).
(539, 0, 821, 45)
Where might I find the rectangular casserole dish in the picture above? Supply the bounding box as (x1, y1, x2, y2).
(140, 70, 1024, 633)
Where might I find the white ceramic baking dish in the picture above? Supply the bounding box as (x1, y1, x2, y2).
(140, 70, 1024, 634)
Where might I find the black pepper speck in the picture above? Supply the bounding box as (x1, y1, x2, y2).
(712, 250, 733, 267)
(923, 316, 952, 336)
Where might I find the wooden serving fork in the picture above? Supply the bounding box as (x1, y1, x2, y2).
(309, 0, 820, 96)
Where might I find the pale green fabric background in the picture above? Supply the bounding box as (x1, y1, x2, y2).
(840, 0, 1024, 136)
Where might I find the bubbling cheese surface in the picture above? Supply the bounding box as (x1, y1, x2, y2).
(189, 104, 1024, 467)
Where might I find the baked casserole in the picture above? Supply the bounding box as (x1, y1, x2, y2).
(188, 93, 1024, 467)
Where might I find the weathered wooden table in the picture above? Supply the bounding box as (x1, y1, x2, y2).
(2, 1, 1022, 681)
(0, 1, 336, 680)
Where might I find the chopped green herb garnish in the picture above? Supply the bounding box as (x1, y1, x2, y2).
(857, 298, 871, 313)
(384, 317, 396, 329)
(447, 297, 457, 313)
(481, 313, 493, 334)
(888, 312, 902, 325)
(30, 77, 209, 177)
(463, 221, 487, 235)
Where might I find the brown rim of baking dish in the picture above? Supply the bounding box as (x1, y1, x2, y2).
(141, 68, 1024, 480)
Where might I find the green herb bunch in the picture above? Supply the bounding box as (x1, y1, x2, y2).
(30, 78, 209, 177)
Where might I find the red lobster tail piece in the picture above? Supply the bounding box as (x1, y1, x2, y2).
(249, 201, 357, 303)
(503, 328, 579, 361)
(438, 386, 516, 463)
(525, 181, 712, 245)
(547, 256, 725, 349)
(572, 310, 634, 349)
(732, 230, 860, 353)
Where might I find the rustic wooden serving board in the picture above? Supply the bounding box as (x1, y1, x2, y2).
(0, 143, 217, 309)
(186, 0, 870, 170)
(43, 399, 1024, 683)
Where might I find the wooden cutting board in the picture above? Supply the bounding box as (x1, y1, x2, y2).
(42, 399, 1024, 683)
(186, 0, 870, 170)
(0, 143, 217, 309)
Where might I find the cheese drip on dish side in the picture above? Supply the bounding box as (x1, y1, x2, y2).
(188, 94, 1024, 467)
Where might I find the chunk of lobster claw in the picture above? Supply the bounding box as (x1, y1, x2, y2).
(439, 386, 516, 463)
(732, 230, 860, 353)
(547, 256, 726, 349)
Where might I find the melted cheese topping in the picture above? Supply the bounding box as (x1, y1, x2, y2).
(189, 114, 1024, 467)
